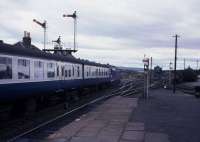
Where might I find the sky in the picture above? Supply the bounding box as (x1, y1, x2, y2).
(1, 0, 200, 69)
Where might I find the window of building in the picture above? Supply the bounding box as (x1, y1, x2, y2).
(47, 62, 55, 78)
(18, 59, 30, 79)
(0, 57, 12, 79)
(34, 61, 44, 79)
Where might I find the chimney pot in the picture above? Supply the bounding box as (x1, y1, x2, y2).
(23, 31, 31, 48)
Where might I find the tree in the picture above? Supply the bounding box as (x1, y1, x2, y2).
(182, 67, 197, 82)
(153, 66, 162, 79)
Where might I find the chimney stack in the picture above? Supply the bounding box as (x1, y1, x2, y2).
(23, 31, 31, 48)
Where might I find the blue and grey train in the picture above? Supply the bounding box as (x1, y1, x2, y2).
(0, 33, 120, 103)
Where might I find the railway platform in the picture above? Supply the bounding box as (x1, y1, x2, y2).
(17, 94, 170, 142)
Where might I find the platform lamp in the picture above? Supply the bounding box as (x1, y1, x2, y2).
(33, 19, 47, 50)
(63, 11, 77, 52)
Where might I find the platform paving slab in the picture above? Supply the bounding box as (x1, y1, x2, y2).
(125, 122, 145, 131)
(144, 132, 170, 142)
(121, 131, 145, 141)
(18, 96, 143, 142)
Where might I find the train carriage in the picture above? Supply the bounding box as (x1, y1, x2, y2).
(0, 33, 118, 103)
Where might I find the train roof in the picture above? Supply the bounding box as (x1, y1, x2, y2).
(0, 41, 109, 68)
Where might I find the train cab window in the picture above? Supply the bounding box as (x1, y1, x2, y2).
(18, 59, 30, 79)
(47, 63, 55, 78)
(34, 61, 44, 79)
(0, 57, 12, 79)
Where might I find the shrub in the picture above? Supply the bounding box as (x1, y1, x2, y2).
(182, 67, 197, 82)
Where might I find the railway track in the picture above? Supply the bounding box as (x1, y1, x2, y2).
(1, 79, 144, 142)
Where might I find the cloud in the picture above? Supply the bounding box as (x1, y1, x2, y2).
(1, 0, 200, 69)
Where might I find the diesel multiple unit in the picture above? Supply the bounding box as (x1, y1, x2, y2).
(0, 33, 120, 102)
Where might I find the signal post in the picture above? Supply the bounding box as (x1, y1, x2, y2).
(143, 57, 150, 99)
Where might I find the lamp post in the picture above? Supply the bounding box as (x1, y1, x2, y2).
(63, 11, 77, 52)
(33, 19, 47, 50)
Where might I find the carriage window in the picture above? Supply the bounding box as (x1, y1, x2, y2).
(47, 63, 55, 78)
(89, 67, 91, 76)
(18, 59, 30, 79)
(68, 70, 71, 77)
(61, 67, 64, 76)
(34, 61, 44, 79)
(57, 66, 59, 76)
(77, 66, 80, 77)
(65, 69, 68, 77)
(96, 69, 98, 76)
(72, 66, 74, 76)
(0, 57, 12, 79)
(64, 66, 71, 78)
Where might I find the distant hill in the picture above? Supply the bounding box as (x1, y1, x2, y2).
(117, 66, 143, 72)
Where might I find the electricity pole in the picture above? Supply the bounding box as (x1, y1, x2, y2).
(173, 34, 180, 94)
(33, 19, 47, 50)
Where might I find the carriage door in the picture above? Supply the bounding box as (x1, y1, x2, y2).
(61, 65, 65, 80)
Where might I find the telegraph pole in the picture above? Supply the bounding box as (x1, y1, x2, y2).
(173, 34, 180, 94)
(33, 19, 47, 50)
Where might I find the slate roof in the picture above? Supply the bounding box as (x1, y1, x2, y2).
(0, 41, 109, 67)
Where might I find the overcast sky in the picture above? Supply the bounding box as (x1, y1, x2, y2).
(1, 0, 200, 69)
